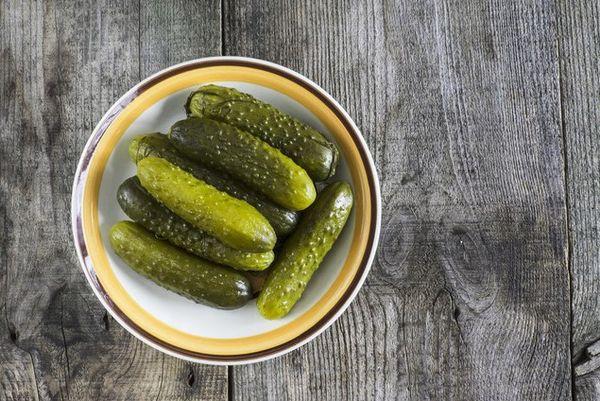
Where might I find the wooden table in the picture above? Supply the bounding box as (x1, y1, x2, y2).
(1, 1, 598, 400)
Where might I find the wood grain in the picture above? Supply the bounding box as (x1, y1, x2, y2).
(225, 0, 571, 399)
(558, 0, 600, 361)
(558, 1, 600, 399)
(575, 340, 600, 401)
(0, 0, 226, 400)
(3, 0, 600, 399)
(576, 370, 600, 401)
(140, 0, 222, 77)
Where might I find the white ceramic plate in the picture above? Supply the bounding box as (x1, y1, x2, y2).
(72, 57, 380, 364)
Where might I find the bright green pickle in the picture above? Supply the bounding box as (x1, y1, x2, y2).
(128, 133, 299, 237)
(137, 156, 276, 252)
(117, 177, 273, 271)
(168, 117, 316, 211)
(186, 84, 339, 182)
(109, 221, 252, 309)
(257, 181, 354, 319)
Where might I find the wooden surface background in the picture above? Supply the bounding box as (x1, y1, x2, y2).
(1, 0, 598, 400)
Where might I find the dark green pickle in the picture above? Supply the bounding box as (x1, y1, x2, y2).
(128, 134, 299, 237)
(257, 181, 354, 319)
(186, 84, 339, 181)
(117, 177, 273, 271)
(137, 157, 276, 252)
(168, 117, 316, 211)
(109, 221, 252, 309)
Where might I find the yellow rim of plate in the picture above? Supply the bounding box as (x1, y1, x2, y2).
(82, 65, 371, 356)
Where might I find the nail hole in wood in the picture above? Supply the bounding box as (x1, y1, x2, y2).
(187, 368, 195, 387)
(451, 226, 468, 236)
(103, 312, 110, 331)
(8, 323, 18, 342)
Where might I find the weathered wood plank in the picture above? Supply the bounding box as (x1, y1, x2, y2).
(0, 1, 225, 400)
(576, 370, 600, 401)
(140, 0, 222, 76)
(138, 1, 228, 399)
(225, 0, 571, 399)
(557, 1, 600, 399)
(558, 0, 600, 360)
(576, 343, 600, 401)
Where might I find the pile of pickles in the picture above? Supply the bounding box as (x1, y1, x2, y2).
(110, 85, 353, 319)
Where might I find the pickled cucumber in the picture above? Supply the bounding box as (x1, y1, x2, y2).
(257, 182, 353, 319)
(186, 84, 339, 181)
(128, 134, 299, 236)
(117, 177, 273, 271)
(109, 221, 252, 309)
(137, 156, 276, 252)
(168, 117, 316, 211)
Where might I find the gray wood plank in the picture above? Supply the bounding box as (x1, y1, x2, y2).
(0, 1, 225, 400)
(225, 0, 572, 400)
(140, 0, 222, 77)
(558, 1, 600, 399)
(576, 370, 600, 401)
(138, 2, 228, 399)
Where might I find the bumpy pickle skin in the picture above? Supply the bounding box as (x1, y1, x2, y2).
(128, 134, 299, 237)
(257, 181, 354, 319)
(186, 85, 339, 182)
(117, 177, 274, 271)
(109, 221, 252, 309)
(137, 156, 276, 252)
(168, 117, 316, 211)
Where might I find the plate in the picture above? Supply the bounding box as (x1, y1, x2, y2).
(71, 57, 381, 364)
